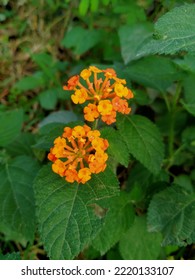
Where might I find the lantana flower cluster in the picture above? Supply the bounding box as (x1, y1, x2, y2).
(48, 66, 134, 184)
(48, 125, 109, 184)
(63, 66, 134, 125)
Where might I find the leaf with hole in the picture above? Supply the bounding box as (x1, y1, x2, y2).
(34, 164, 119, 259)
(92, 192, 135, 255)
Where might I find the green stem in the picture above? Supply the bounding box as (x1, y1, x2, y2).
(173, 143, 186, 159)
(92, 118, 99, 130)
(163, 94, 171, 112)
(168, 111, 175, 158)
(165, 144, 186, 171)
(173, 83, 182, 109)
(167, 83, 182, 167)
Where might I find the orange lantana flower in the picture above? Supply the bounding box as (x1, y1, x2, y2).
(63, 66, 134, 125)
(48, 125, 109, 184)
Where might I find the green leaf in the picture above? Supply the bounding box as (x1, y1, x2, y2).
(11, 72, 45, 93)
(119, 216, 162, 260)
(174, 175, 194, 193)
(79, 0, 90, 16)
(90, 0, 99, 12)
(175, 54, 195, 74)
(137, 4, 195, 56)
(182, 126, 195, 149)
(61, 26, 103, 55)
(5, 132, 35, 157)
(181, 102, 195, 116)
(0, 13, 6, 21)
(34, 124, 65, 151)
(31, 53, 57, 80)
(0, 109, 23, 147)
(0, 156, 40, 245)
(1, 0, 9, 5)
(31, 53, 54, 69)
(181, 74, 195, 116)
(134, 89, 151, 106)
(38, 110, 79, 128)
(100, 127, 129, 167)
(34, 164, 119, 259)
(126, 162, 169, 204)
(117, 115, 164, 174)
(113, 2, 146, 24)
(182, 125, 195, 154)
(183, 74, 195, 103)
(0, 252, 21, 260)
(127, 164, 152, 190)
(55, 86, 72, 101)
(157, 111, 188, 137)
(92, 192, 135, 255)
(34, 122, 83, 151)
(125, 56, 181, 92)
(118, 24, 152, 64)
(39, 89, 58, 110)
(101, 0, 110, 5)
(148, 185, 195, 246)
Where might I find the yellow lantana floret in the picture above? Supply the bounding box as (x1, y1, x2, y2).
(78, 168, 91, 184)
(97, 100, 113, 116)
(114, 83, 129, 98)
(72, 125, 86, 139)
(84, 104, 99, 121)
(71, 89, 88, 104)
(80, 69, 91, 80)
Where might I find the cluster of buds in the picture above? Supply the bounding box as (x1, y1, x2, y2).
(48, 66, 134, 184)
(48, 125, 109, 184)
(63, 66, 134, 125)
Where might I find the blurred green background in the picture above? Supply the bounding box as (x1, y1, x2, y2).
(1, 0, 195, 260)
